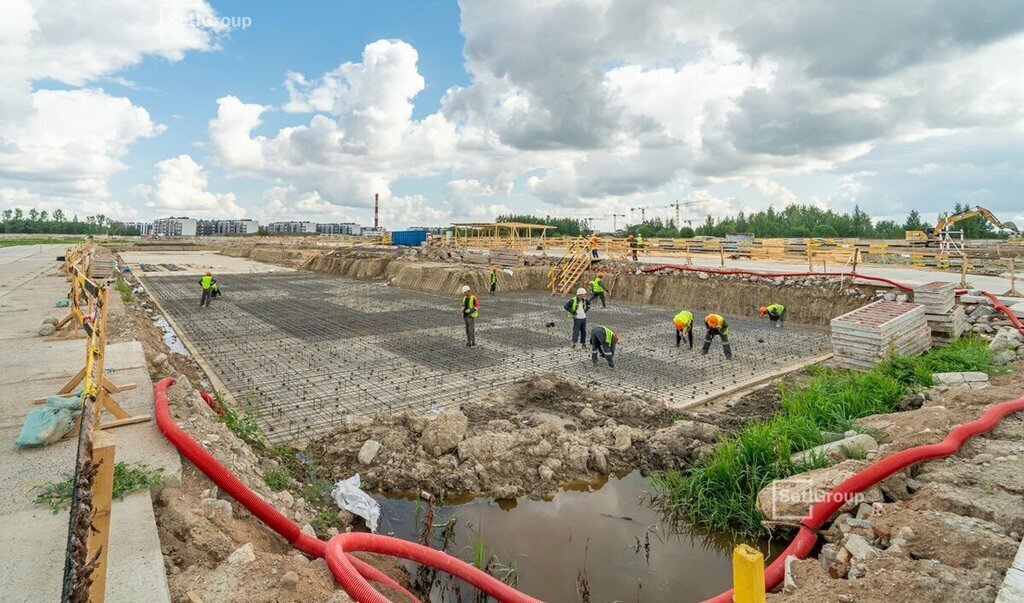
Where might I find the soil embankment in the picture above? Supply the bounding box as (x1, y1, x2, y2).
(302, 250, 874, 326)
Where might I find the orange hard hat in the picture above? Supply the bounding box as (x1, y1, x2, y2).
(707, 315, 722, 327)
(673, 318, 684, 329)
(759, 306, 767, 315)
(597, 272, 604, 277)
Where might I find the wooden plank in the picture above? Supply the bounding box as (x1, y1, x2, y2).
(87, 431, 116, 603)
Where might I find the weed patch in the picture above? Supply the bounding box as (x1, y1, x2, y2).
(652, 337, 995, 536)
(114, 276, 133, 303)
(35, 462, 164, 513)
(213, 391, 264, 447)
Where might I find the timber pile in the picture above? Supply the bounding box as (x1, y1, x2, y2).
(463, 251, 490, 265)
(89, 256, 116, 279)
(489, 249, 525, 267)
(913, 281, 966, 346)
(831, 300, 932, 369)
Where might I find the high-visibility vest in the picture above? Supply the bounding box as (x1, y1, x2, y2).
(201, 275, 213, 289)
(636, 235, 644, 245)
(589, 278, 604, 293)
(490, 271, 497, 284)
(766, 303, 785, 316)
(463, 295, 478, 318)
(590, 237, 599, 249)
(566, 296, 588, 317)
(705, 314, 728, 334)
(674, 310, 693, 329)
(599, 326, 615, 344)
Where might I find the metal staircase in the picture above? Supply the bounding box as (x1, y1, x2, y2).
(547, 236, 592, 295)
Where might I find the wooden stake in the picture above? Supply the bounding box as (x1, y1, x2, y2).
(960, 252, 969, 288)
(720, 242, 725, 268)
(87, 431, 116, 603)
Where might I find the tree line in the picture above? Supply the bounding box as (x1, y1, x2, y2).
(495, 214, 591, 237)
(0, 208, 140, 236)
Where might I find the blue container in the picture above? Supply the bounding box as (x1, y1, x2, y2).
(391, 230, 428, 246)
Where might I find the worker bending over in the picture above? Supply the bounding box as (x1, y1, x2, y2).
(759, 303, 785, 328)
(673, 310, 694, 349)
(590, 325, 620, 368)
(460, 285, 478, 347)
(199, 269, 216, 308)
(701, 313, 732, 359)
(589, 272, 609, 308)
(489, 266, 498, 297)
(564, 288, 590, 349)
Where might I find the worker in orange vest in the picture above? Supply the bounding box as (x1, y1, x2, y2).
(701, 313, 732, 359)
(590, 234, 600, 259)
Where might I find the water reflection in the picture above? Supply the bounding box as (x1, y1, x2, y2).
(152, 315, 189, 356)
(376, 471, 777, 602)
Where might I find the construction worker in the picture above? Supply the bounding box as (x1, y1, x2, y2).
(673, 310, 694, 349)
(460, 285, 478, 347)
(199, 269, 216, 307)
(701, 313, 732, 359)
(564, 288, 590, 349)
(590, 234, 600, 259)
(590, 325, 619, 367)
(588, 272, 609, 308)
(636, 233, 645, 257)
(489, 266, 498, 297)
(759, 303, 786, 328)
(628, 234, 638, 261)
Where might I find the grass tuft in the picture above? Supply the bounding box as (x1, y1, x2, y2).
(114, 276, 133, 303)
(35, 462, 164, 513)
(651, 336, 995, 536)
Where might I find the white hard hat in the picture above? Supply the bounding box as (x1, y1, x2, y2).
(461, 285, 471, 293)
(576, 288, 587, 295)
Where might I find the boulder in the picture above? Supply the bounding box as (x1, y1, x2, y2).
(358, 439, 382, 465)
(757, 460, 883, 523)
(42, 317, 59, 326)
(227, 543, 256, 565)
(791, 433, 878, 465)
(152, 353, 168, 366)
(38, 324, 56, 336)
(842, 534, 878, 560)
(420, 410, 468, 457)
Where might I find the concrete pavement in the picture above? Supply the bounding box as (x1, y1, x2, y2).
(0, 244, 177, 603)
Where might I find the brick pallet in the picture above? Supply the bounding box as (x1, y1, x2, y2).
(831, 301, 932, 370)
(913, 282, 966, 346)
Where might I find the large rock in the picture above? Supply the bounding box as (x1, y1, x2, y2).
(856, 406, 951, 447)
(38, 324, 56, 336)
(420, 410, 468, 457)
(989, 328, 1022, 352)
(457, 432, 516, 462)
(757, 460, 883, 523)
(227, 543, 256, 565)
(358, 439, 382, 465)
(791, 433, 878, 465)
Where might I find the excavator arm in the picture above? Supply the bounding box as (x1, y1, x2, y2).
(933, 205, 1020, 236)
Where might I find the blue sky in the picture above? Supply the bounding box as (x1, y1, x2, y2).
(2, 1, 1023, 230)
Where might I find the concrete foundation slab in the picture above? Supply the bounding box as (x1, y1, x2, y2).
(144, 272, 833, 443)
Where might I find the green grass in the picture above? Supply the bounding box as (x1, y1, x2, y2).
(263, 466, 292, 491)
(0, 237, 84, 248)
(35, 462, 164, 513)
(213, 391, 264, 448)
(114, 276, 133, 303)
(310, 507, 340, 536)
(651, 337, 995, 537)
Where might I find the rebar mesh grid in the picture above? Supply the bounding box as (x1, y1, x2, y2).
(145, 273, 831, 443)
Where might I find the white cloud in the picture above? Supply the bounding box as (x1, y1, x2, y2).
(135, 154, 243, 218)
(209, 96, 268, 171)
(0, 187, 140, 221)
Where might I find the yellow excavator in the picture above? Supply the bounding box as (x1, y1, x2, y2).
(905, 205, 1020, 245)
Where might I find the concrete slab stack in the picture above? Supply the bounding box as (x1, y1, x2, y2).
(913, 281, 967, 346)
(831, 300, 932, 369)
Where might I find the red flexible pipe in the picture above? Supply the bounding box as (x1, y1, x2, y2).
(703, 394, 1024, 603)
(326, 533, 545, 603)
(981, 291, 1024, 336)
(637, 264, 914, 292)
(154, 378, 418, 600)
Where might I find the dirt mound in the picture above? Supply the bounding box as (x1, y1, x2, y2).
(307, 375, 722, 500)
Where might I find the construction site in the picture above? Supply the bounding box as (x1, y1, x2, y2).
(4, 230, 1024, 603)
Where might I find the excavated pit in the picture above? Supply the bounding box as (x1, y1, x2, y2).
(143, 271, 831, 444)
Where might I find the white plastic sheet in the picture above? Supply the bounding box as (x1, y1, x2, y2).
(330, 473, 381, 532)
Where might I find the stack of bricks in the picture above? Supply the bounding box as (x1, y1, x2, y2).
(831, 300, 933, 369)
(913, 281, 967, 347)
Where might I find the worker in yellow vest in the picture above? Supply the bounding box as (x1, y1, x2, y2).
(590, 325, 619, 368)
(564, 288, 590, 349)
(673, 310, 694, 349)
(489, 266, 498, 297)
(460, 285, 478, 347)
(759, 303, 786, 328)
(588, 272, 609, 308)
(199, 269, 216, 308)
(701, 313, 732, 359)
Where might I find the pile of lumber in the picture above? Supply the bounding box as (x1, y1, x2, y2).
(913, 281, 967, 346)
(831, 300, 932, 369)
(489, 249, 524, 267)
(89, 256, 116, 279)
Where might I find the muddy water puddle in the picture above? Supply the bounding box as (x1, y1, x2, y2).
(152, 315, 190, 356)
(377, 471, 778, 602)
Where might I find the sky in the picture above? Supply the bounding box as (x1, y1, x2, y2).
(1, 0, 1023, 231)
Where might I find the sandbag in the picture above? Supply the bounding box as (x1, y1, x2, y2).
(14, 393, 83, 447)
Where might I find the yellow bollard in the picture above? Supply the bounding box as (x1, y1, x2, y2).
(733, 544, 766, 603)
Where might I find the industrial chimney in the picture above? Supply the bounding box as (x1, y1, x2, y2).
(374, 193, 379, 228)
